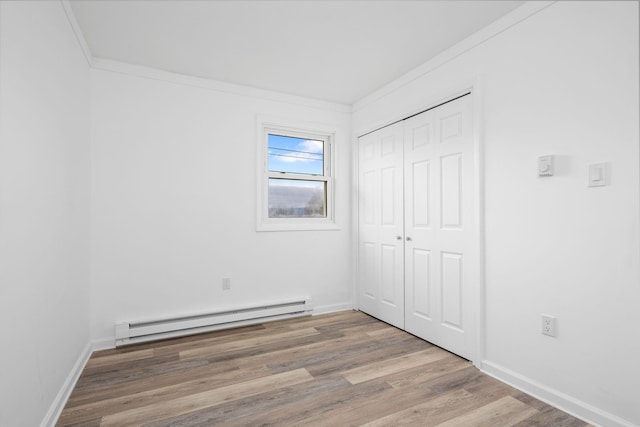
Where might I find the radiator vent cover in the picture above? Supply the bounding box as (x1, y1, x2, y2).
(115, 297, 313, 347)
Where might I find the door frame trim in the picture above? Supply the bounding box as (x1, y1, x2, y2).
(353, 81, 485, 368)
(470, 79, 485, 369)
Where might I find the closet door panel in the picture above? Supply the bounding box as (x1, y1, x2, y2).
(441, 251, 463, 330)
(357, 122, 404, 329)
(411, 160, 430, 227)
(404, 107, 438, 341)
(410, 248, 431, 319)
(405, 94, 474, 360)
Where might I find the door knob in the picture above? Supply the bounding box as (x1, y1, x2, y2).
(396, 236, 402, 240)
(406, 236, 412, 241)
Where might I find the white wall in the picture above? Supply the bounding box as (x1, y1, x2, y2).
(89, 67, 353, 341)
(354, 2, 639, 426)
(1, 1, 636, 426)
(0, 2, 91, 426)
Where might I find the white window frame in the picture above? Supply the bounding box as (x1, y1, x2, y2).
(256, 116, 338, 232)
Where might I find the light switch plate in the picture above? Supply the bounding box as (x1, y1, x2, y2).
(588, 163, 609, 187)
(538, 155, 554, 177)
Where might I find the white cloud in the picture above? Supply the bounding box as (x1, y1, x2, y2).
(276, 139, 323, 163)
(299, 139, 323, 154)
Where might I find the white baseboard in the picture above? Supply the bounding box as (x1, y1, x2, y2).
(40, 341, 93, 427)
(482, 361, 637, 427)
(313, 302, 353, 315)
(92, 336, 116, 352)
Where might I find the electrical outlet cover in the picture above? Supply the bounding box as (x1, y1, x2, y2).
(541, 314, 557, 337)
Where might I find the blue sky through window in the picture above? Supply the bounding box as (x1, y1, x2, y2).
(268, 134, 324, 176)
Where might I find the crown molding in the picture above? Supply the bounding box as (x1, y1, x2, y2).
(60, 0, 554, 114)
(353, 1, 556, 112)
(91, 58, 352, 114)
(60, 0, 93, 66)
(59, 0, 349, 113)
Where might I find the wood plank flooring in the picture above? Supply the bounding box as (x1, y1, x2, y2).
(57, 311, 590, 426)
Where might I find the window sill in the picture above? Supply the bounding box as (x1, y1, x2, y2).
(256, 221, 340, 232)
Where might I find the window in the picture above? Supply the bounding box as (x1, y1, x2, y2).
(257, 119, 337, 231)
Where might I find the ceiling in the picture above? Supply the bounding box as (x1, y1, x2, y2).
(70, 1, 524, 105)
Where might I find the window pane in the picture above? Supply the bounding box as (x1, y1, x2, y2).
(268, 179, 326, 218)
(268, 134, 324, 175)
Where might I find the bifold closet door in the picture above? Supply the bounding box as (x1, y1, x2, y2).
(357, 122, 405, 329)
(358, 94, 475, 359)
(404, 95, 474, 360)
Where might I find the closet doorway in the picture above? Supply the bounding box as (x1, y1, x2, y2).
(357, 93, 478, 360)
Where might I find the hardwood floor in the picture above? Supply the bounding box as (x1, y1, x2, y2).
(58, 311, 589, 426)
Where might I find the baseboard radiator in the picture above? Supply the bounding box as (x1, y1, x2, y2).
(115, 297, 313, 347)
